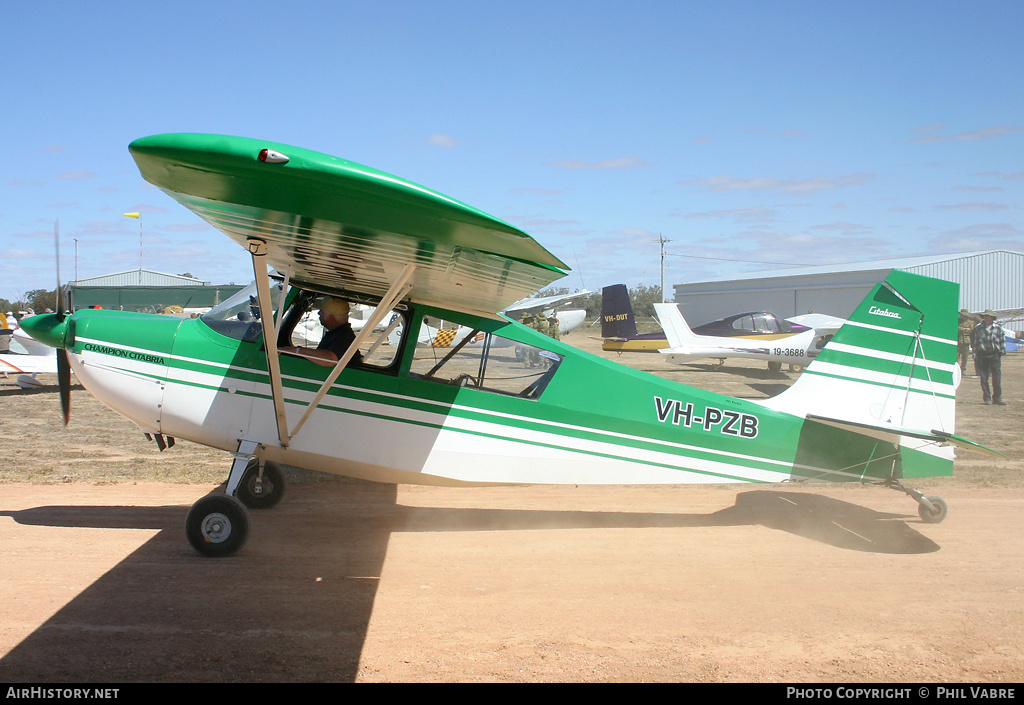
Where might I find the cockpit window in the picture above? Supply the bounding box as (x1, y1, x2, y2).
(201, 280, 286, 342)
(408, 318, 562, 399)
(201, 281, 405, 371)
(732, 315, 755, 332)
(282, 291, 403, 370)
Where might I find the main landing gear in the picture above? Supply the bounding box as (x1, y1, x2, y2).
(185, 457, 287, 557)
(882, 478, 948, 524)
(914, 493, 949, 524)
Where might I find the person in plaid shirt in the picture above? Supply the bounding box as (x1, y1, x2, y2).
(970, 309, 1007, 405)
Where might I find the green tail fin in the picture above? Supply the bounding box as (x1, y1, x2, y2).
(760, 270, 960, 479)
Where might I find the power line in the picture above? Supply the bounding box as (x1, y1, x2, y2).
(664, 251, 815, 267)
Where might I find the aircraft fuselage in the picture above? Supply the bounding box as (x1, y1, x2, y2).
(30, 291, 948, 489)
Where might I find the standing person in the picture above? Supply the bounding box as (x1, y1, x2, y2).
(546, 314, 561, 341)
(0, 311, 10, 354)
(0, 312, 10, 378)
(520, 314, 540, 367)
(531, 313, 549, 337)
(970, 310, 1007, 405)
(957, 309, 973, 374)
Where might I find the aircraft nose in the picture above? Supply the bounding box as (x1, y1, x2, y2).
(19, 313, 69, 349)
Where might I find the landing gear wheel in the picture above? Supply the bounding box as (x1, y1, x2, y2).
(918, 495, 948, 524)
(186, 494, 250, 557)
(768, 361, 782, 372)
(235, 459, 286, 509)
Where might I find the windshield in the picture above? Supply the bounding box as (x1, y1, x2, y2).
(201, 279, 286, 342)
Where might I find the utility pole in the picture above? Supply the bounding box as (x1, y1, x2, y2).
(657, 234, 670, 302)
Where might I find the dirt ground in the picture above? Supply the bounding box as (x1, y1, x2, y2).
(1, 329, 1022, 683)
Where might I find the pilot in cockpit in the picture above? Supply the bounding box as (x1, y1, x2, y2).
(279, 298, 362, 367)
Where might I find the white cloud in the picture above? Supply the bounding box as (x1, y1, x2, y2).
(681, 173, 875, 194)
(909, 125, 1024, 144)
(685, 206, 777, 223)
(932, 202, 1009, 212)
(57, 171, 98, 181)
(428, 133, 458, 148)
(546, 156, 650, 170)
(928, 223, 1024, 252)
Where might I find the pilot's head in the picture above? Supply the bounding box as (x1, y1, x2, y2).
(318, 298, 350, 328)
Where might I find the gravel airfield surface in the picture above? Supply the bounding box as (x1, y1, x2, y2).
(1, 330, 1022, 683)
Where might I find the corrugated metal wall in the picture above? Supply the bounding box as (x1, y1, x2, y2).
(904, 251, 1024, 317)
(71, 269, 209, 287)
(68, 285, 244, 311)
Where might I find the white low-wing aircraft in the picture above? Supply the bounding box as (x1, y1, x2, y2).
(1, 327, 71, 388)
(654, 303, 845, 372)
(20, 133, 998, 557)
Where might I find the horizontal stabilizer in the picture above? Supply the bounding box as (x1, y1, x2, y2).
(806, 414, 1004, 457)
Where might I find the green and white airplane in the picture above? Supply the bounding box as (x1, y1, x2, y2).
(20, 133, 997, 557)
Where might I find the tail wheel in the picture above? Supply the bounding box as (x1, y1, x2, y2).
(185, 494, 250, 557)
(235, 459, 286, 509)
(918, 495, 948, 524)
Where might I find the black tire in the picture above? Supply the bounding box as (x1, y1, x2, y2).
(767, 361, 782, 372)
(185, 494, 250, 557)
(235, 459, 286, 510)
(918, 495, 948, 524)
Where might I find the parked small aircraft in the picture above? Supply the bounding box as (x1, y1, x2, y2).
(505, 292, 590, 333)
(599, 284, 669, 352)
(1, 327, 71, 388)
(20, 133, 996, 557)
(655, 303, 844, 372)
(599, 283, 843, 371)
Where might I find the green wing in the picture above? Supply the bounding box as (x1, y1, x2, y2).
(130, 133, 568, 316)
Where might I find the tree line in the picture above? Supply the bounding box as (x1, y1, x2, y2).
(1, 288, 62, 316)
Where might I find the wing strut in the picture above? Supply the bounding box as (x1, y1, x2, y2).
(288, 263, 416, 440)
(248, 239, 292, 448)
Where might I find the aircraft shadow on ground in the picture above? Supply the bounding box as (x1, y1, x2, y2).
(0, 483, 937, 682)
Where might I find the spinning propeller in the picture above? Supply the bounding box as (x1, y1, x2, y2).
(53, 221, 71, 425)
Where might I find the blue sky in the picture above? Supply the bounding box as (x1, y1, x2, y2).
(3, 1, 1023, 304)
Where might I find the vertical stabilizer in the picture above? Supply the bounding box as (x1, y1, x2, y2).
(653, 302, 700, 348)
(601, 285, 639, 339)
(758, 270, 960, 474)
